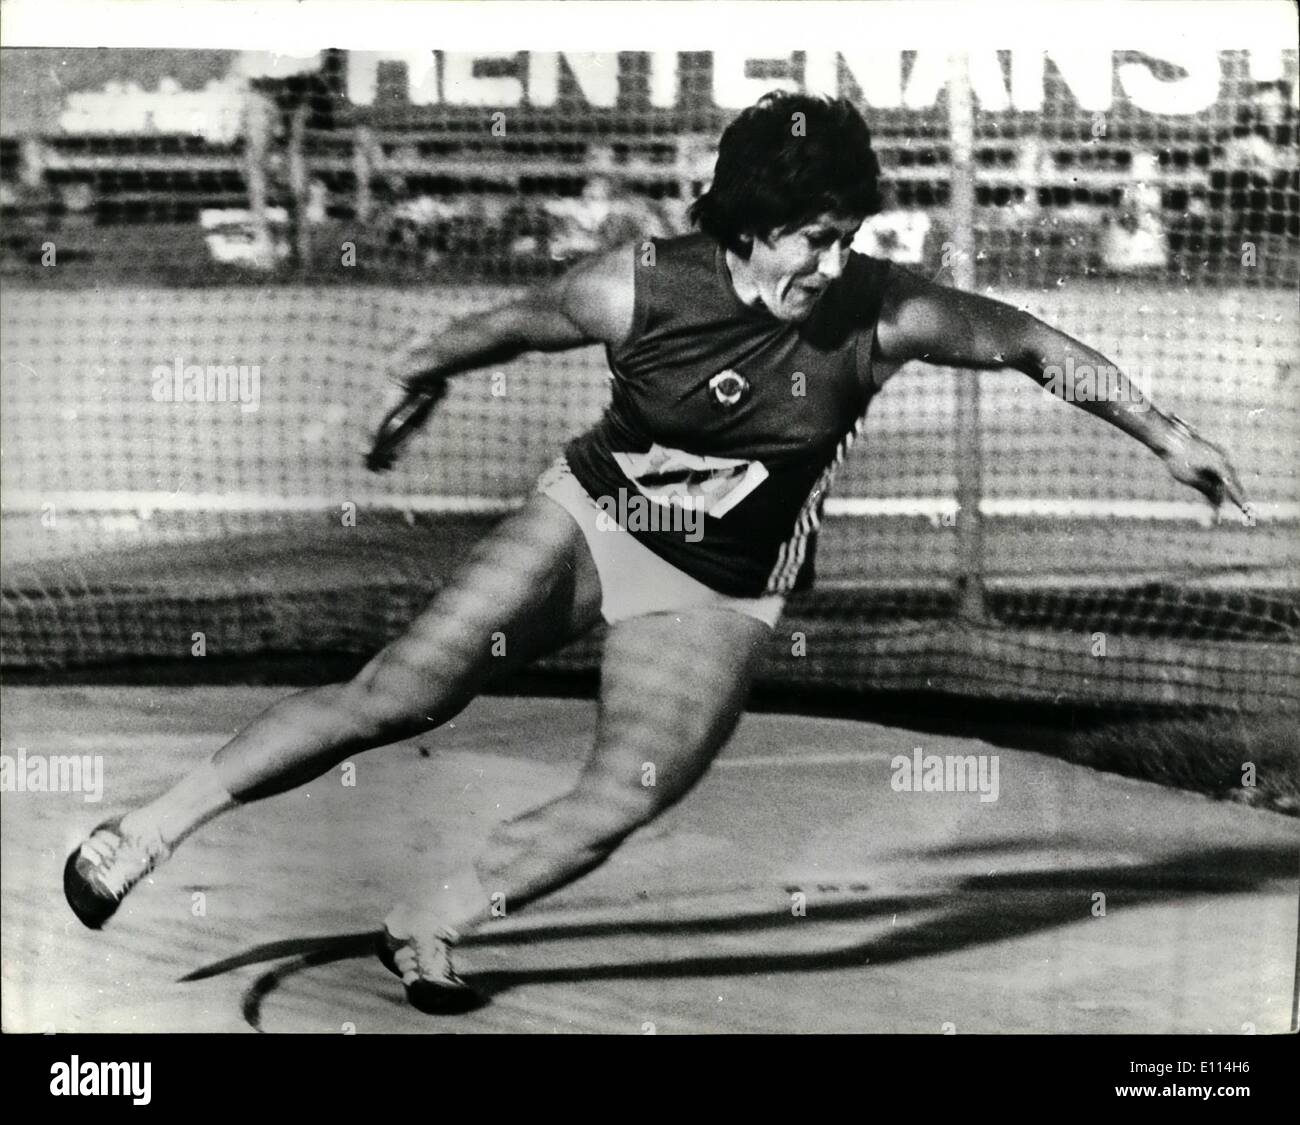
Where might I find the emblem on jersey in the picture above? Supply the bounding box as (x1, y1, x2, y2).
(612, 444, 769, 518)
(708, 369, 750, 409)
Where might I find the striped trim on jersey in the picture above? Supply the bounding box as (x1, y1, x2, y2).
(764, 413, 870, 594)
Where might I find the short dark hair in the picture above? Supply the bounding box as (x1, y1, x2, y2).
(689, 91, 885, 257)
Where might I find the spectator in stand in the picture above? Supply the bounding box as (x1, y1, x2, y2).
(1210, 78, 1299, 242)
(545, 148, 683, 261)
(1177, 77, 1300, 262)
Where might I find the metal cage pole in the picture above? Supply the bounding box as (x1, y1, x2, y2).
(946, 50, 988, 624)
(242, 87, 273, 266)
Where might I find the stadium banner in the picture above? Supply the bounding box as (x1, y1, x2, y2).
(2, 47, 1297, 139)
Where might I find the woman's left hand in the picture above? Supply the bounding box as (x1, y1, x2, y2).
(1158, 414, 1250, 517)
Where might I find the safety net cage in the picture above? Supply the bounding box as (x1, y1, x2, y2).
(1, 46, 1297, 712)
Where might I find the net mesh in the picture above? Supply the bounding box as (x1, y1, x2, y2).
(2, 47, 1297, 709)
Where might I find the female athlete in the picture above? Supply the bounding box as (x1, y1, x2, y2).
(65, 92, 1246, 1014)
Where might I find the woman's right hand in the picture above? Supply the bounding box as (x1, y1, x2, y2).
(387, 331, 446, 395)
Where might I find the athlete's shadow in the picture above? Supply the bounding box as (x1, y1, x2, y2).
(467, 840, 1298, 998)
(189, 840, 1295, 1028)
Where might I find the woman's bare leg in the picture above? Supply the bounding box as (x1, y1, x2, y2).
(67, 497, 603, 927)
(406, 606, 770, 935)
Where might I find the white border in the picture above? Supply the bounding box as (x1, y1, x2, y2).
(1, 0, 1296, 51)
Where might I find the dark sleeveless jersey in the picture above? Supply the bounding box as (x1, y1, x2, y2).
(564, 232, 893, 597)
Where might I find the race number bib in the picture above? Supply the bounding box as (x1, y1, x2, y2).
(611, 444, 769, 518)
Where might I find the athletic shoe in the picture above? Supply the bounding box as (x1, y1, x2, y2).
(63, 817, 171, 929)
(378, 904, 483, 1015)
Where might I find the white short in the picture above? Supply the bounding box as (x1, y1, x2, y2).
(537, 457, 785, 628)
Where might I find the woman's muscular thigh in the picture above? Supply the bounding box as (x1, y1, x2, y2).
(347, 496, 602, 732)
(579, 608, 770, 815)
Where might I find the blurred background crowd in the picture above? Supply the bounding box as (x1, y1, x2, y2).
(1, 48, 1296, 284)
